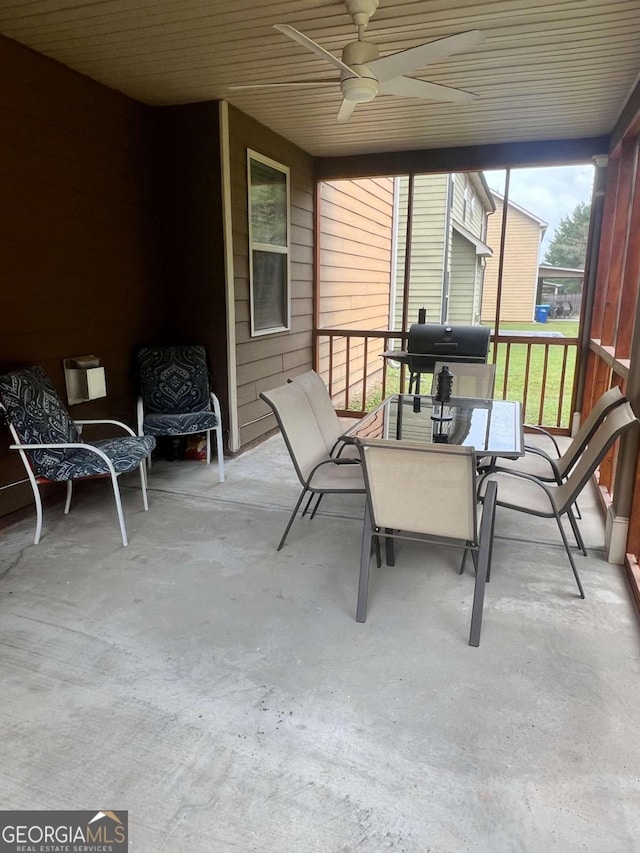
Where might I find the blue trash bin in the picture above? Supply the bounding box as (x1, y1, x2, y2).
(535, 304, 551, 323)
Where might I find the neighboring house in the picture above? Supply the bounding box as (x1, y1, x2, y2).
(316, 173, 493, 399)
(482, 192, 547, 323)
(317, 177, 395, 401)
(393, 172, 494, 328)
(538, 264, 584, 318)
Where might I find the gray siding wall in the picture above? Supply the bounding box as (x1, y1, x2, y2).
(447, 231, 478, 323)
(394, 174, 448, 327)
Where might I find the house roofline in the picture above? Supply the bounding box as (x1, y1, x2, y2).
(490, 190, 548, 230)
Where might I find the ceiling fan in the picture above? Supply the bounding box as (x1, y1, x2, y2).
(228, 0, 485, 123)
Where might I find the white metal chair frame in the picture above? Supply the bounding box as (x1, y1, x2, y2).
(2, 407, 149, 548)
(355, 438, 498, 647)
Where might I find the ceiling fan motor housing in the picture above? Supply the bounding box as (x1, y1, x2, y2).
(341, 40, 379, 101)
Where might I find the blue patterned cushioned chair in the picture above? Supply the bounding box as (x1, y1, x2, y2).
(0, 365, 155, 547)
(136, 345, 224, 483)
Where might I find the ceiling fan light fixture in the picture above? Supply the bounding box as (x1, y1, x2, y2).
(342, 75, 378, 103)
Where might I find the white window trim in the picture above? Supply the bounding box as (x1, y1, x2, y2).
(247, 149, 291, 337)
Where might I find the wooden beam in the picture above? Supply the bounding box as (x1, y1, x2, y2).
(615, 141, 640, 360)
(601, 139, 637, 347)
(590, 156, 621, 340)
(610, 77, 640, 156)
(315, 137, 609, 181)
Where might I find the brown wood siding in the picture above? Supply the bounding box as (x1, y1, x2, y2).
(318, 177, 394, 400)
(482, 197, 542, 323)
(0, 34, 160, 519)
(227, 105, 314, 447)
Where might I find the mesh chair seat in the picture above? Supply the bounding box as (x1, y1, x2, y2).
(306, 461, 364, 491)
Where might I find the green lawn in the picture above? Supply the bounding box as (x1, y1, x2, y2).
(352, 320, 580, 429)
(492, 323, 579, 427)
(496, 320, 579, 336)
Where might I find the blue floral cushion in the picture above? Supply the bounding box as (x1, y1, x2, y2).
(0, 364, 155, 481)
(143, 411, 219, 436)
(38, 435, 156, 481)
(0, 365, 79, 443)
(138, 345, 212, 415)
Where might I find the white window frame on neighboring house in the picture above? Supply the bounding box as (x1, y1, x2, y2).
(247, 149, 291, 337)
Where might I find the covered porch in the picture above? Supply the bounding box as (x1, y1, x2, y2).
(2, 440, 639, 849)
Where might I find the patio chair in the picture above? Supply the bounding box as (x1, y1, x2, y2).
(137, 345, 224, 482)
(484, 385, 626, 484)
(355, 438, 498, 647)
(289, 370, 357, 458)
(478, 400, 639, 598)
(260, 380, 365, 551)
(430, 361, 496, 399)
(0, 364, 155, 547)
(289, 369, 360, 518)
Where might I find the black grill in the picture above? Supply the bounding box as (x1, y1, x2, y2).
(406, 323, 491, 374)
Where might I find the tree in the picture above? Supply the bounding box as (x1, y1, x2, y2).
(544, 201, 591, 269)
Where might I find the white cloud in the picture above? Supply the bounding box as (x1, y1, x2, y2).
(483, 164, 595, 257)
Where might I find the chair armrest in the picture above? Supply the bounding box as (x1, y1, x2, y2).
(304, 455, 361, 486)
(73, 418, 136, 437)
(522, 445, 563, 483)
(209, 391, 223, 424)
(10, 441, 118, 475)
(478, 468, 556, 508)
(136, 396, 144, 436)
(524, 424, 561, 457)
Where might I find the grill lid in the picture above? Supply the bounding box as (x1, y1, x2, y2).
(407, 323, 491, 370)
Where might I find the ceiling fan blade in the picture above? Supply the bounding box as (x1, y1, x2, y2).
(274, 24, 361, 78)
(379, 76, 478, 103)
(368, 30, 485, 83)
(337, 99, 357, 123)
(227, 81, 337, 90)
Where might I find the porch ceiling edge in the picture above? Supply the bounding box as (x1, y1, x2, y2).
(314, 137, 610, 181)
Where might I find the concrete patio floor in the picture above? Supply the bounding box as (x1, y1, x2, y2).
(1, 433, 640, 852)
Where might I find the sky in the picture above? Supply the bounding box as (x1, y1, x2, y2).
(483, 164, 595, 259)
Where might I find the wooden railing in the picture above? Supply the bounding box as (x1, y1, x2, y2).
(315, 328, 579, 431)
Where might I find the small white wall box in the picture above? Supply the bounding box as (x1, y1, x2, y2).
(63, 356, 107, 405)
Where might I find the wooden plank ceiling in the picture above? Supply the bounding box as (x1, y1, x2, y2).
(0, 0, 638, 156)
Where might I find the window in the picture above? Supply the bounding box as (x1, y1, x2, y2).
(463, 175, 475, 223)
(248, 150, 290, 336)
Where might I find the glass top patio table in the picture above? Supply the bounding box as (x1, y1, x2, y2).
(342, 394, 524, 458)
